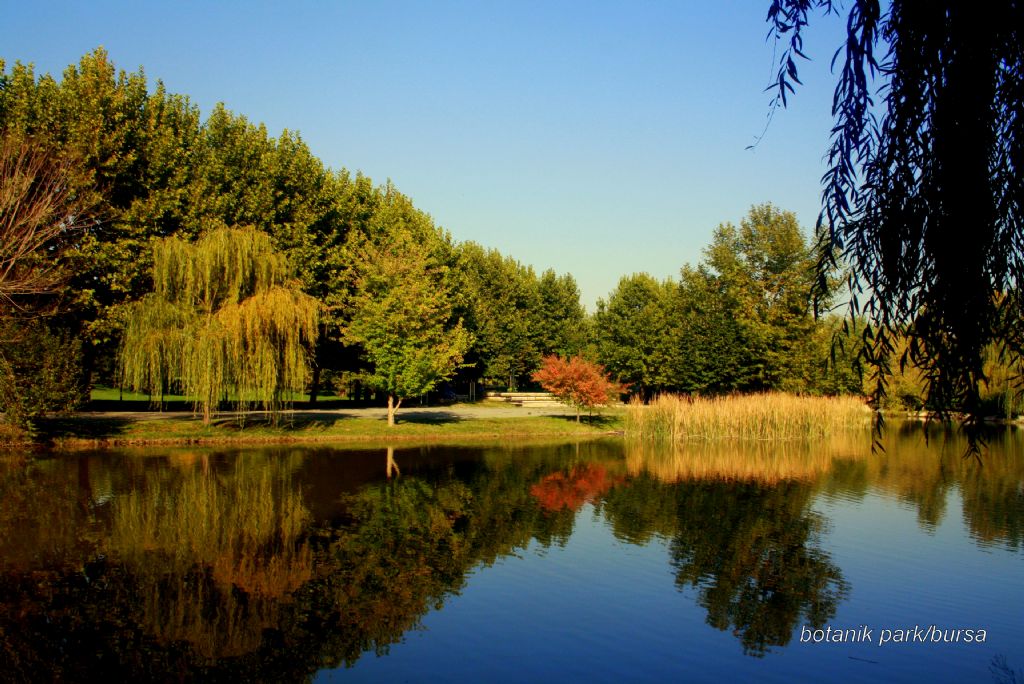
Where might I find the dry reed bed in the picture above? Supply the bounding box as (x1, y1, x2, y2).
(626, 393, 872, 441)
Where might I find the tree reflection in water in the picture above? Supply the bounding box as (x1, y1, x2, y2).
(610, 439, 855, 656)
(0, 430, 1019, 676)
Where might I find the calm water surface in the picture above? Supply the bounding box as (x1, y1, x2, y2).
(0, 427, 1021, 682)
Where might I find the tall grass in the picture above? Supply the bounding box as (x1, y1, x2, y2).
(626, 392, 872, 441)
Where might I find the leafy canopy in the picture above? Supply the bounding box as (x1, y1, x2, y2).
(120, 226, 319, 423)
(532, 354, 624, 421)
(344, 196, 471, 423)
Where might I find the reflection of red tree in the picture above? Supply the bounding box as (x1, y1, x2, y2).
(530, 465, 621, 512)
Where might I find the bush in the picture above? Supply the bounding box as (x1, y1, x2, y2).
(0, 318, 85, 429)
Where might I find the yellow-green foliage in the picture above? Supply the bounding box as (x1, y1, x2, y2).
(982, 346, 1024, 420)
(626, 392, 871, 441)
(151, 226, 291, 312)
(120, 227, 319, 423)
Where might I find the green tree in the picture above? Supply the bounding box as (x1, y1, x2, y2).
(699, 204, 819, 392)
(455, 242, 542, 391)
(119, 226, 319, 424)
(293, 170, 382, 402)
(0, 51, 347, 389)
(344, 197, 471, 426)
(0, 318, 84, 429)
(675, 265, 749, 393)
(536, 269, 587, 358)
(594, 273, 679, 398)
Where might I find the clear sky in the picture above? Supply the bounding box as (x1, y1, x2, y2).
(1, 1, 849, 310)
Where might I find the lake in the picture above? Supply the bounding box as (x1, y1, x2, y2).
(0, 426, 1021, 682)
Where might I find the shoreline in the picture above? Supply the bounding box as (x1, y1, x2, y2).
(0, 404, 626, 451)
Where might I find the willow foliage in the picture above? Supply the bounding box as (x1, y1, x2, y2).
(767, 1, 1024, 444)
(120, 226, 318, 423)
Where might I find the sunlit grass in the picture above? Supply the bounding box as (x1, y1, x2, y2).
(625, 392, 872, 441)
(33, 409, 623, 449)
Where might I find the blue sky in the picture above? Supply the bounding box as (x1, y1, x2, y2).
(2, 1, 848, 309)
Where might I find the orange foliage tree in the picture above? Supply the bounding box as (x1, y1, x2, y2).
(531, 354, 625, 422)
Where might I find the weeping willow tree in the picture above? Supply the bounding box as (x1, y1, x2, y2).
(120, 226, 319, 424)
(766, 1, 1024, 447)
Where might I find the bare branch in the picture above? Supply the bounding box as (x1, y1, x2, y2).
(0, 134, 89, 308)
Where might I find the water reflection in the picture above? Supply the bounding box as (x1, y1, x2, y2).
(606, 449, 850, 656)
(0, 429, 1020, 678)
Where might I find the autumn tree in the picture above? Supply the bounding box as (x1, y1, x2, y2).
(0, 135, 91, 428)
(0, 134, 88, 307)
(532, 354, 624, 423)
(119, 226, 319, 424)
(344, 193, 471, 427)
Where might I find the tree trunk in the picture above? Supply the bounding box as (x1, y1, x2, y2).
(308, 364, 321, 404)
(387, 394, 402, 427)
(576, 407, 580, 423)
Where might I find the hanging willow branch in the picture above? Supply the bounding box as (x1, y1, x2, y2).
(766, 1, 1024, 447)
(120, 226, 319, 424)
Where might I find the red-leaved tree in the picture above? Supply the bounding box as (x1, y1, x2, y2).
(531, 355, 625, 422)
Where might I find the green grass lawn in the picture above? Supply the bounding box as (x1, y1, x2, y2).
(13, 405, 624, 449)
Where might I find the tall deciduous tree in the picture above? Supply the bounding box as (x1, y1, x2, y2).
(536, 269, 587, 358)
(765, 1, 1024, 438)
(344, 197, 471, 427)
(119, 226, 318, 424)
(455, 242, 542, 391)
(0, 135, 91, 429)
(594, 273, 679, 398)
(701, 204, 818, 392)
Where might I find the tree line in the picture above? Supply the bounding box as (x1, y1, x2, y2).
(594, 204, 862, 399)
(0, 49, 591, 425)
(0, 48, 937, 428)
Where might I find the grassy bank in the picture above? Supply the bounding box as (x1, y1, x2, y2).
(625, 393, 871, 441)
(1, 406, 624, 450)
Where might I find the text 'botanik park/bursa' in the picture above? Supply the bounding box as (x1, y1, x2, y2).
(800, 625, 988, 646)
